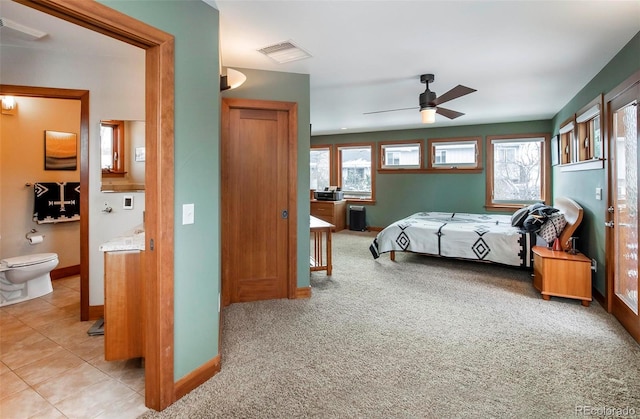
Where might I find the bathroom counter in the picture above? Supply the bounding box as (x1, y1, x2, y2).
(100, 225, 145, 361)
(99, 226, 145, 252)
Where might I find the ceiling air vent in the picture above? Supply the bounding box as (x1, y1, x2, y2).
(257, 40, 312, 64)
(0, 17, 47, 40)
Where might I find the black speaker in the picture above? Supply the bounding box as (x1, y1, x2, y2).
(349, 206, 366, 231)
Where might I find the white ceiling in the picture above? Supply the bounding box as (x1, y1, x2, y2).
(2, 1, 638, 136)
(211, 0, 640, 135)
(0, 0, 143, 59)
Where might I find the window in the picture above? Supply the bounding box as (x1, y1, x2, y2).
(486, 134, 549, 209)
(100, 120, 125, 176)
(427, 137, 481, 171)
(378, 141, 422, 170)
(310, 145, 333, 191)
(576, 95, 603, 161)
(558, 119, 574, 165)
(338, 144, 374, 201)
(556, 95, 605, 172)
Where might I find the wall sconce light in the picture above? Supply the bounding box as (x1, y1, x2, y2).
(420, 107, 436, 124)
(220, 68, 247, 91)
(1, 96, 17, 115)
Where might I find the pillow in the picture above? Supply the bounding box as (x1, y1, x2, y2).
(537, 213, 567, 243)
(511, 207, 530, 227)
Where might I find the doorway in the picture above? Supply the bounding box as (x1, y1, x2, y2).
(606, 71, 640, 343)
(221, 98, 298, 305)
(0, 86, 89, 316)
(15, 0, 176, 410)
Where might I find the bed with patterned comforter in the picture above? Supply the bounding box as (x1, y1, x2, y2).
(369, 212, 536, 268)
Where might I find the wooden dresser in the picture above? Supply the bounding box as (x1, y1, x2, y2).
(310, 200, 346, 231)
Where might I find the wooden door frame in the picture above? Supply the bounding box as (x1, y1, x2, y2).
(14, 0, 176, 411)
(605, 69, 640, 312)
(220, 98, 298, 306)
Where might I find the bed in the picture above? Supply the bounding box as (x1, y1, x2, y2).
(369, 197, 583, 268)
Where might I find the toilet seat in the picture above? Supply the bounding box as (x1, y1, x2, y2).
(1, 253, 58, 268)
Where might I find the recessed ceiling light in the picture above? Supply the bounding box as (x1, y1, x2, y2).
(257, 40, 312, 64)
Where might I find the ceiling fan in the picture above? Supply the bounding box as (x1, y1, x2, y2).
(364, 74, 476, 123)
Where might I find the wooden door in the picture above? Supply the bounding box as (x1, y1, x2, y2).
(221, 99, 298, 305)
(607, 82, 639, 343)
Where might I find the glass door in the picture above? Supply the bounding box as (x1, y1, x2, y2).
(608, 82, 639, 342)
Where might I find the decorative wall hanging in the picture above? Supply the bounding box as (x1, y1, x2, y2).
(44, 130, 77, 170)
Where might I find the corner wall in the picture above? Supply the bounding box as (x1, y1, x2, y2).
(551, 31, 640, 295)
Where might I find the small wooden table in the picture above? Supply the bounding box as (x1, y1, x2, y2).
(532, 246, 592, 306)
(310, 215, 334, 275)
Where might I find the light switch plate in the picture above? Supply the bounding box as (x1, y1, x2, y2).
(182, 203, 195, 225)
(595, 187, 602, 200)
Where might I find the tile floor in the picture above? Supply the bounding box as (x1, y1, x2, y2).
(0, 275, 149, 418)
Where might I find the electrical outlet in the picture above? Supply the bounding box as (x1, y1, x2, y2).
(591, 258, 597, 272)
(595, 187, 602, 200)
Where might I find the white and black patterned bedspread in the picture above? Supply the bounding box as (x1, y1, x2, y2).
(369, 212, 534, 268)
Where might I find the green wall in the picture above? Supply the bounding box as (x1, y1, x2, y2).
(552, 32, 640, 295)
(222, 68, 312, 288)
(313, 120, 550, 228)
(101, 0, 222, 381)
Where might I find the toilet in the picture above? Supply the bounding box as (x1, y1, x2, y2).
(0, 253, 59, 307)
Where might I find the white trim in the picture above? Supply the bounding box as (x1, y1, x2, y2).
(576, 104, 600, 123)
(558, 122, 574, 134)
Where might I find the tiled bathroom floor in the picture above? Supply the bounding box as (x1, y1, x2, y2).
(0, 276, 149, 418)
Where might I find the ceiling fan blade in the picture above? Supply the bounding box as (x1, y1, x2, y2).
(436, 107, 465, 120)
(363, 106, 418, 115)
(432, 85, 476, 106)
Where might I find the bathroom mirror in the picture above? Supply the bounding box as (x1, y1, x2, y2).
(100, 120, 145, 192)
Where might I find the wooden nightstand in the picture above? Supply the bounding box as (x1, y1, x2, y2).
(310, 200, 346, 231)
(532, 246, 592, 306)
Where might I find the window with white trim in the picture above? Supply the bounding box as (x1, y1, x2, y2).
(310, 146, 332, 191)
(427, 137, 481, 170)
(379, 141, 421, 170)
(487, 134, 549, 207)
(559, 119, 575, 164)
(576, 97, 602, 161)
(338, 144, 374, 200)
(100, 120, 125, 176)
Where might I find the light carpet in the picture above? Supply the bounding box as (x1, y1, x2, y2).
(141, 230, 640, 418)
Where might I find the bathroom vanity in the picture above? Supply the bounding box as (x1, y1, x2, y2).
(99, 228, 145, 361)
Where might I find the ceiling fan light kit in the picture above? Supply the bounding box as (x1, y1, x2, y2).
(418, 73, 476, 123)
(420, 108, 436, 124)
(364, 73, 476, 124)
